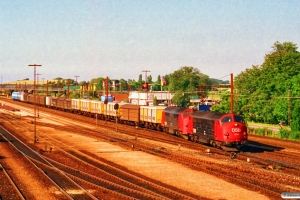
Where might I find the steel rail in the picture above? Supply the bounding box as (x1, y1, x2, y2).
(0, 163, 26, 200)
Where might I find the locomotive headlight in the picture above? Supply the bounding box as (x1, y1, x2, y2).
(235, 123, 238, 126)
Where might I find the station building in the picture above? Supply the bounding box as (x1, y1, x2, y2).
(128, 91, 174, 106)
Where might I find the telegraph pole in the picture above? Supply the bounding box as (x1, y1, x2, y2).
(105, 76, 109, 123)
(288, 90, 291, 126)
(36, 73, 41, 118)
(36, 73, 41, 92)
(142, 70, 150, 83)
(74, 75, 80, 85)
(67, 79, 70, 98)
(46, 80, 49, 95)
(230, 73, 234, 114)
(28, 64, 42, 143)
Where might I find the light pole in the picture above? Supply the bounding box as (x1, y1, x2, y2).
(105, 77, 108, 124)
(36, 73, 41, 92)
(29, 64, 42, 144)
(36, 73, 41, 118)
(93, 83, 97, 98)
(74, 75, 80, 97)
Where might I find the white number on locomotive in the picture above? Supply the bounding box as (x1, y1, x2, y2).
(232, 128, 241, 132)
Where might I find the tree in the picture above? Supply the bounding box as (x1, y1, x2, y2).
(147, 75, 152, 84)
(128, 79, 138, 91)
(291, 100, 300, 132)
(153, 96, 158, 106)
(138, 74, 143, 84)
(235, 41, 300, 126)
(212, 91, 230, 113)
(149, 75, 161, 91)
(169, 66, 210, 107)
(157, 75, 161, 84)
(119, 78, 128, 91)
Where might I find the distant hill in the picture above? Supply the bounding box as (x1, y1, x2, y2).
(210, 78, 229, 84)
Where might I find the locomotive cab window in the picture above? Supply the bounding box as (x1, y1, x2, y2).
(221, 116, 232, 124)
(234, 115, 245, 124)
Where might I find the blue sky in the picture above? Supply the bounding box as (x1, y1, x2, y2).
(1, 0, 299, 83)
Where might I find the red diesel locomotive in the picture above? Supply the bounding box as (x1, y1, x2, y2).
(161, 107, 247, 151)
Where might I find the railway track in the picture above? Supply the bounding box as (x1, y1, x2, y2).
(9, 114, 293, 200)
(2, 97, 300, 199)
(0, 163, 25, 200)
(0, 122, 101, 199)
(37, 137, 198, 200)
(0, 101, 201, 199)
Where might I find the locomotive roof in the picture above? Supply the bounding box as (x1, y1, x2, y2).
(164, 106, 191, 114)
(191, 110, 228, 120)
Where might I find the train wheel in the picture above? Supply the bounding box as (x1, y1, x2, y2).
(211, 141, 217, 148)
(215, 141, 222, 148)
(149, 123, 153, 129)
(157, 126, 160, 131)
(192, 135, 196, 142)
(194, 136, 199, 143)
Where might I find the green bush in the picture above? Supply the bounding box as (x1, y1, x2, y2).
(278, 129, 290, 139)
(289, 131, 300, 140)
(69, 92, 80, 99)
(248, 127, 255, 134)
(266, 129, 273, 136)
(255, 128, 266, 136)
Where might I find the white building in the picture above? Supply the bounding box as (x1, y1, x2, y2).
(128, 91, 174, 106)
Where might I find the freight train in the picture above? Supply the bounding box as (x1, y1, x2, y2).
(11, 92, 248, 151)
